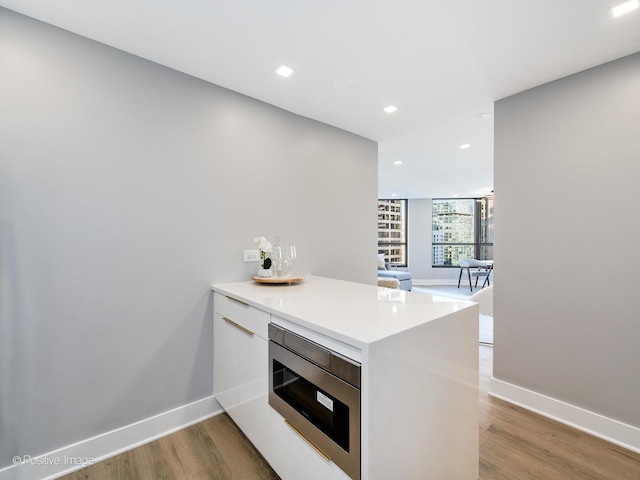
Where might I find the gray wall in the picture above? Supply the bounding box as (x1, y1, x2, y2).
(406, 199, 432, 279)
(0, 8, 377, 467)
(494, 52, 640, 426)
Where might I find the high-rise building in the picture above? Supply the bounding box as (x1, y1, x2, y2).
(378, 199, 407, 265)
(432, 229, 445, 266)
(432, 197, 494, 266)
(432, 199, 475, 266)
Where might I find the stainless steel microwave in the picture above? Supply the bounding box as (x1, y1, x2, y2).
(268, 323, 361, 480)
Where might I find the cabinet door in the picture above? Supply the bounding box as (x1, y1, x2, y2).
(214, 308, 270, 461)
(213, 313, 239, 421)
(236, 331, 270, 460)
(270, 409, 351, 480)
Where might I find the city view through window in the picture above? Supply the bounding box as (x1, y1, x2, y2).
(377, 198, 493, 268)
(432, 197, 494, 267)
(377, 199, 407, 266)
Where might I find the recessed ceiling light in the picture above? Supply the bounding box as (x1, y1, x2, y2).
(478, 113, 492, 120)
(333, 77, 352, 89)
(391, 193, 398, 197)
(393, 160, 403, 165)
(276, 65, 294, 78)
(459, 143, 471, 149)
(452, 194, 459, 197)
(612, 0, 639, 17)
(383, 105, 398, 114)
(303, 97, 320, 105)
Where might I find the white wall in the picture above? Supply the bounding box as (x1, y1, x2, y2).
(0, 8, 377, 468)
(493, 52, 640, 442)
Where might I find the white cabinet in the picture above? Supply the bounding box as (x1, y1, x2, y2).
(270, 409, 351, 480)
(211, 278, 479, 480)
(213, 293, 270, 460)
(213, 312, 239, 417)
(236, 328, 269, 457)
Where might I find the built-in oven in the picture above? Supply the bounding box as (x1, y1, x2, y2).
(268, 323, 361, 480)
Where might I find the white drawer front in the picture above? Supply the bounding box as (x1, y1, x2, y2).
(213, 292, 269, 339)
(270, 409, 352, 480)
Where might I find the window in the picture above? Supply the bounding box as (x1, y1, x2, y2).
(378, 199, 407, 267)
(432, 197, 493, 267)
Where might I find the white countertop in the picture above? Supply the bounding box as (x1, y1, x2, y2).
(211, 275, 476, 348)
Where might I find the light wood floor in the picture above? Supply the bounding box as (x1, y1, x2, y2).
(61, 346, 640, 479)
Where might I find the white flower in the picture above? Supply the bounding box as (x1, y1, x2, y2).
(254, 236, 273, 269)
(254, 236, 272, 253)
(254, 236, 266, 249)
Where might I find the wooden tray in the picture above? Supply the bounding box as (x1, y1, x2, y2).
(252, 274, 305, 285)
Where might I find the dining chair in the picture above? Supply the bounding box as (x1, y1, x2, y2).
(458, 259, 491, 292)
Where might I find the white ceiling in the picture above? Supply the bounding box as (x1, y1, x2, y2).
(2, 0, 639, 198)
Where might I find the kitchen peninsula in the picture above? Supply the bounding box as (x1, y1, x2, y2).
(211, 275, 479, 480)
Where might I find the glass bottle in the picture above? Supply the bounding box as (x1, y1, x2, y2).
(272, 236, 283, 277)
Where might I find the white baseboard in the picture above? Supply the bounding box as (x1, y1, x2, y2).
(490, 378, 640, 454)
(0, 396, 223, 480)
(413, 279, 459, 286)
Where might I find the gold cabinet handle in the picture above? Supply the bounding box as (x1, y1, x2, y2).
(225, 295, 249, 307)
(222, 317, 254, 336)
(284, 420, 331, 462)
